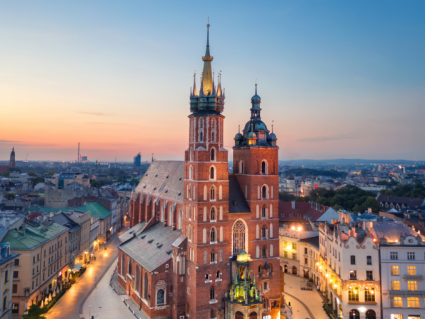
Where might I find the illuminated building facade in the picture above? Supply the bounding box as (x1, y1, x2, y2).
(119, 24, 282, 319)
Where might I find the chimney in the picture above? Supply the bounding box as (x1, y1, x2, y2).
(291, 201, 295, 209)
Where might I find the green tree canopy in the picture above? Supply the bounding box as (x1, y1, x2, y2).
(4, 192, 16, 200)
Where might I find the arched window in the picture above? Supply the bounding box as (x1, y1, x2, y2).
(211, 250, 216, 263)
(128, 260, 132, 275)
(157, 289, 165, 305)
(232, 220, 246, 255)
(262, 205, 267, 218)
(188, 226, 192, 242)
(366, 310, 376, 319)
(210, 308, 215, 319)
(262, 185, 268, 199)
(262, 225, 267, 238)
(210, 186, 216, 200)
(200, 120, 203, 129)
(169, 207, 173, 227)
(240, 161, 244, 174)
(262, 246, 267, 258)
(211, 118, 215, 128)
(210, 227, 217, 242)
(210, 207, 216, 221)
(258, 265, 263, 274)
(210, 167, 215, 180)
(200, 132, 203, 142)
(262, 161, 267, 174)
(216, 270, 221, 279)
(219, 248, 223, 262)
(211, 148, 215, 161)
(135, 267, 140, 292)
(349, 309, 360, 319)
(210, 286, 215, 301)
(204, 250, 207, 264)
(189, 166, 193, 180)
(143, 273, 149, 299)
(211, 132, 215, 142)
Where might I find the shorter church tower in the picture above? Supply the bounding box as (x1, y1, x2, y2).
(9, 147, 15, 168)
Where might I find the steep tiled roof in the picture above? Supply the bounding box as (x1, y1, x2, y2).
(135, 161, 184, 203)
(299, 236, 319, 250)
(279, 202, 326, 222)
(377, 195, 425, 207)
(229, 175, 250, 214)
(119, 222, 183, 272)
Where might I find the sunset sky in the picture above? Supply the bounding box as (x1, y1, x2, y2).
(1, 1, 424, 162)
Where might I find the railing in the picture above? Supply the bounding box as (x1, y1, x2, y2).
(389, 290, 425, 297)
(403, 275, 423, 280)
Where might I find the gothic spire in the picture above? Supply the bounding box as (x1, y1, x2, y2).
(192, 72, 198, 96)
(201, 20, 213, 96)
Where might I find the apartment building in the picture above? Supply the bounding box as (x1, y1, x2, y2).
(375, 222, 425, 319)
(2, 220, 69, 315)
(64, 210, 91, 262)
(0, 243, 20, 319)
(319, 221, 381, 319)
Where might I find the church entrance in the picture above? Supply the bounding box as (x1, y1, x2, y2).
(235, 311, 244, 319)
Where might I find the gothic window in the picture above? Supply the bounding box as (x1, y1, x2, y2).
(219, 248, 223, 262)
(211, 250, 216, 263)
(210, 308, 215, 319)
(204, 250, 207, 264)
(210, 227, 217, 242)
(143, 273, 149, 299)
(262, 161, 267, 174)
(200, 121, 203, 129)
(262, 205, 267, 218)
(211, 118, 214, 128)
(239, 161, 244, 174)
(157, 289, 165, 305)
(135, 267, 140, 292)
(211, 132, 215, 142)
(211, 148, 215, 161)
(232, 220, 246, 255)
(210, 167, 215, 180)
(189, 166, 193, 179)
(128, 259, 132, 275)
(200, 132, 203, 142)
(262, 225, 267, 238)
(262, 246, 267, 258)
(188, 226, 192, 242)
(210, 207, 216, 221)
(262, 185, 268, 199)
(210, 286, 215, 300)
(210, 186, 216, 200)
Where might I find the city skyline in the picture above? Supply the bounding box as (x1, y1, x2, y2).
(1, 1, 424, 162)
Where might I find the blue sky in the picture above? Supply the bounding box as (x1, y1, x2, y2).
(1, 0, 424, 162)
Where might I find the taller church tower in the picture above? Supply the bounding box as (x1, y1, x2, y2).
(182, 23, 231, 319)
(9, 147, 15, 168)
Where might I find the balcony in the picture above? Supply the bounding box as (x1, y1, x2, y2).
(389, 290, 425, 297)
(403, 275, 423, 280)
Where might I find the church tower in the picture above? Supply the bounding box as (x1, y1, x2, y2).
(230, 85, 281, 319)
(182, 23, 231, 319)
(9, 147, 15, 168)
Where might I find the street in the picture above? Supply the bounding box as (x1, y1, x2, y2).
(45, 234, 120, 319)
(283, 274, 328, 319)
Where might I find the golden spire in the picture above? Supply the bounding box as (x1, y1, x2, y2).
(202, 18, 213, 95)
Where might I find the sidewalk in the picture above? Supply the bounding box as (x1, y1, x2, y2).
(283, 273, 328, 319)
(45, 233, 121, 319)
(81, 259, 136, 319)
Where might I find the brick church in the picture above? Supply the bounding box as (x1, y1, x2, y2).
(117, 24, 282, 319)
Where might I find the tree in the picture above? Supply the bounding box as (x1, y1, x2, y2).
(4, 192, 15, 200)
(32, 177, 45, 188)
(130, 178, 140, 186)
(27, 171, 38, 177)
(22, 305, 46, 319)
(90, 180, 102, 188)
(332, 204, 343, 211)
(279, 192, 295, 202)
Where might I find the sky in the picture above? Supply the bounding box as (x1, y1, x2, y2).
(1, 0, 424, 162)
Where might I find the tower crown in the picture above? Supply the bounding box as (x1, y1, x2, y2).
(190, 23, 225, 115)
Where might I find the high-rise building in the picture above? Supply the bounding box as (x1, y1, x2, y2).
(117, 24, 281, 319)
(9, 147, 15, 168)
(134, 153, 141, 167)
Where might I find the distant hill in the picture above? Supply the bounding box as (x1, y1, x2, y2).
(279, 159, 420, 165)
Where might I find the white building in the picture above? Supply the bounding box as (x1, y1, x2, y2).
(373, 222, 425, 319)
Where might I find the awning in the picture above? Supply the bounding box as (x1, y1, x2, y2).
(72, 264, 82, 272)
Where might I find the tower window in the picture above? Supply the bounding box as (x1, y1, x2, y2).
(211, 119, 214, 128)
(210, 227, 217, 242)
(200, 132, 203, 142)
(211, 132, 214, 142)
(210, 286, 215, 300)
(262, 246, 267, 258)
(210, 207, 216, 221)
(262, 225, 267, 238)
(262, 205, 267, 218)
(210, 186, 215, 200)
(262, 161, 267, 174)
(211, 250, 216, 263)
(211, 148, 215, 161)
(210, 167, 215, 180)
(262, 186, 268, 199)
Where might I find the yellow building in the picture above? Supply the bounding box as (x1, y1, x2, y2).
(2, 220, 69, 316)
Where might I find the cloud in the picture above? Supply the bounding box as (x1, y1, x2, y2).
(0, 140, 21, 143)
(298, 134, 358, 143)
(76, 111, 111, 116)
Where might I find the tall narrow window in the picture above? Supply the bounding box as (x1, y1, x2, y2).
(262, 186, 267, 199)
(211, 250, 216, 263)
(157, 289, 165, 305)
(143, 273, 149, 299)
(262, 205, 267, 218)
(211, 148, 215, 161)
(210, 227, 216, 242)
(210, 167, 215, 180)
(262, 225, 267, 239)
(262, 161, 267, 174)
(210, 207, 216, 221)
(262, 246, 267, 258)
(200, 132, 203, 142)
(211, 132, 215, 142)
(232, 220, 246, 255)
(210, 186, 215, 200)
(210, 286, 215, 300)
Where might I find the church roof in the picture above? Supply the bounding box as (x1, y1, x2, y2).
(119, 222, 182, 272)
(135, 161, 184, 203)
(228, 175, 251, 214)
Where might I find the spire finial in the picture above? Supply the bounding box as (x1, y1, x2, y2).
(238, 123, 240, 133)
(255, 78, 257, 95)
(272, 120, 274, 133)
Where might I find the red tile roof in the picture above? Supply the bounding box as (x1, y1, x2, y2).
(28, 212, 44, 220)
(278, 201, 328, 222)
